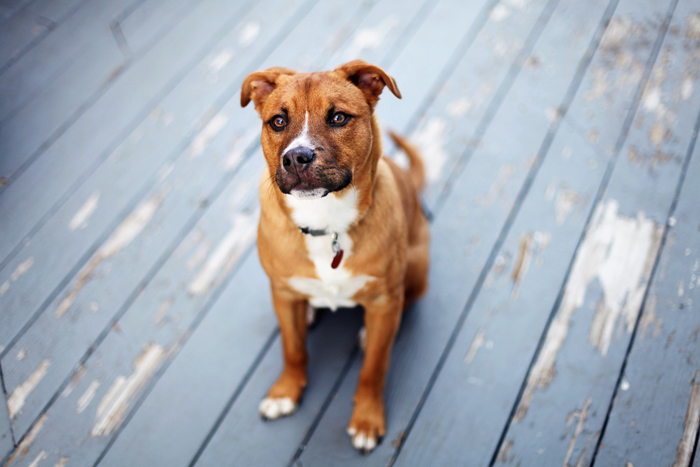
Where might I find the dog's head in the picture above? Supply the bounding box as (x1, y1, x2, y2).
(241, 60, 401, 199)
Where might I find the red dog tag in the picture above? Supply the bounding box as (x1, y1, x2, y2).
(331, 249, 344, 269)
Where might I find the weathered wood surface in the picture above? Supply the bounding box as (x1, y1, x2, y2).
(1, 0, 699, 466)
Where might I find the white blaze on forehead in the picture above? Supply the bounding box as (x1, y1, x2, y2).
(283, 111, 314, 154)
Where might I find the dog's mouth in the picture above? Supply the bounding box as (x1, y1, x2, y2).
(275, 163, 352, 199)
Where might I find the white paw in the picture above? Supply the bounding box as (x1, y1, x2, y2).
(347, 427, 377, 452)
(358, 326, 367, 352)
(259, 397, 296, 420)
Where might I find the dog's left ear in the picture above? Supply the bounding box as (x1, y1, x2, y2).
(334, 60, 401, 105)
(241, 67, 296, 112)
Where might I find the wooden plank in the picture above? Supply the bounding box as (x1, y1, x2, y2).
(593, 121, 700, 467)
(490, 1, 700, 465)
(0, 0, 311, 441)
(0, 0, 88, 74)
(0, 0, 271, 352)
(0, 0, 205, 186)
(117, 0, 203, 55)
(0, 389, 12, 462)
(0, 0, 140, 125)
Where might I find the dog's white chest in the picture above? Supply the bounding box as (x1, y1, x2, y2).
(285, 190, 374, 310)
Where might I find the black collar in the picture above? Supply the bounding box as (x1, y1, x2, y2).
(299, 226, 331, 236)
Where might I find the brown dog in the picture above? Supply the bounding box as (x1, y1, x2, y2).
(241, 60, 429, 453)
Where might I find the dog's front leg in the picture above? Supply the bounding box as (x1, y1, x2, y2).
(348, 295, 403, 453)
(259, 288, 308, 420)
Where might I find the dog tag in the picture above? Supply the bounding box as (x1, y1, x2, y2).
(331, 249, 344, 269)
(331, 232, 343, 269)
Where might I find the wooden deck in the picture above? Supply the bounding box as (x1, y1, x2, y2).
(1, 0, 699, 465)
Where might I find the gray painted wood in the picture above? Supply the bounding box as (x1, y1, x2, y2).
(0, 0, 138, 125)
(593, 119, 700, 467)
(493, 1, 700, 465)
(0, 0, 88, 74)
(0, 0, 311, 441)
(0, 0, 204, 186)
(0, 0, 260, 267)
(0, 0, 282, 354)
(0, 389, 12, 462)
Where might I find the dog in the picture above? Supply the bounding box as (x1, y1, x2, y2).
(240, 59, 429, 453)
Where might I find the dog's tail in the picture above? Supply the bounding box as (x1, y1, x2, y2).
(388, 130, 425, 192)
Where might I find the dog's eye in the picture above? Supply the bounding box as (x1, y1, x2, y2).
(330, 112, 350, 127)
(269, 115, 287, 131)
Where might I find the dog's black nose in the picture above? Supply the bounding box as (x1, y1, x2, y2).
(283, 147, 315, 171)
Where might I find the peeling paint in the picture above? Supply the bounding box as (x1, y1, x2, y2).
(189, 113, 229, 157)
(8, 359, 50, 418)
(153, 298, 174, 327)
(465, 330, 485, 364)
(208, 49, 233, 73)
(673, 373, 700, 467)
(343, 16, 398, 60)
(496, 439, 513, 463)
(188, 210, 258, 295)
(4, 414, 46, 466)
(61, 364, 86, 398)
(490, 4, 510, 22)
(555, 188, 580, 226)
(76, 380, 100, 414)
(11, 257, 34, 280)
(0, 280, 9, 296)
(239, 21, 261, 46)
(412, 118, 448, 183)
(27, 451, 47, 467)
(447, 98, 472, 117)
(480, 164, 516, 206)
(186, 240, 212, 271)
(515, 200, 662, 421)
(56, 190, 167, 318)
(69, 191, 100, 231)
(16, 347, 27, 361)
(511, 233, 533, 299)
(54, 458, 68, 467)
(225, 127, 259, 170)
(639, 295, 657, 338)
(563, 398, 591, 467)
(92, 343, 165, 437)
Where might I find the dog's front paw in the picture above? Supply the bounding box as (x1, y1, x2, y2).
(347, 406, 385, 454)
(259, 397, 297, 420)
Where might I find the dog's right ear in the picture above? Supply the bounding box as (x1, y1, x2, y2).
(241, 67, 296, 112)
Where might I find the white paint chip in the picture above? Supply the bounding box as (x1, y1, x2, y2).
(189, 113, 229, 157)
(239, 21, 261, 46)
(208, 49, 233, 73)
(76, 380, 100, 414)
(28, 450, 47, 467)
(343, 16, 399, 60)
(92, 343, 165, 437)
(56, 190, 167, 318)
(54, 458, 68, 467)
(465, 330, 486, 364)
(188, 210, 258, 295)
(11, 257, 34, 280)
(4, 414, 47, 465)
(490, 4, 511, 22)
(69, 191, 100, 230)
(411, 118, 448, 183)
(620, 379, 630, 391)
(515, 200, 662, 421)
(555, 188, 580, 225)
(8, 360, 50, 418)
(673, 374, 700, 467)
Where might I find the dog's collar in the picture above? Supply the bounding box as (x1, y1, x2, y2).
(299, 226, 330, 236)
(298, 227, 344, 269)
